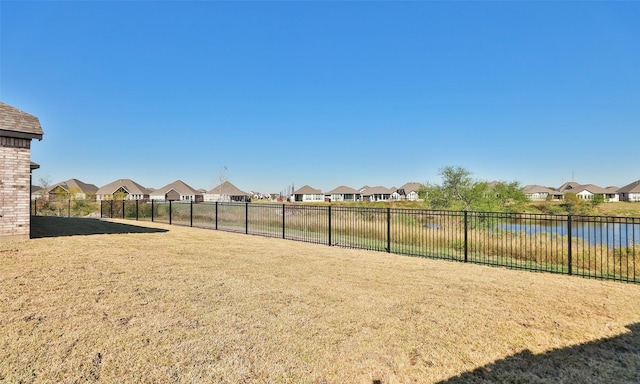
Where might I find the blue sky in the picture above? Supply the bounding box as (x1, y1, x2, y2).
(2, 1, 638, 194)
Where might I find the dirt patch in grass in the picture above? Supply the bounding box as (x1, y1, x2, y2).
(3, 218, 640, 383)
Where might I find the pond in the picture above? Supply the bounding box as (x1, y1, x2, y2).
(498, 221, 639, 248)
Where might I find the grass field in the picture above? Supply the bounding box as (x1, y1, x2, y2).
(2, 217, 640, 383)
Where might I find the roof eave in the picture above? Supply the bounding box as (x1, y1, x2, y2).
(0, 129, 43, 141)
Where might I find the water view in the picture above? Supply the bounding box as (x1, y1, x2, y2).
(499, 220, 640, 248)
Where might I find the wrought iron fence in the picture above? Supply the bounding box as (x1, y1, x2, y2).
(31, 199, 100, 218)
(97, 200, 640, 284)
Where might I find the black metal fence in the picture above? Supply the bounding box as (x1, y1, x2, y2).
(32, 199, 101, 218)
(97, 200, 640, 284)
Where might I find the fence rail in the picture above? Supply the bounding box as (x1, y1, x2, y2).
(32, 199, 100, 218)
(87, 200, 640, 284)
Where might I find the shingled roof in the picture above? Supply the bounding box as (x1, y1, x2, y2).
(326, 185, 358, 194)
(0, 102, 44, 140)
(207, 181, 249, 196)
(618, 179, 640, 193)
(398, 182, 423, 193)
(96, 179, 150, 196)
(294, 185, 323, 195)
(47, 178, 99, 195)
(522, 185, 560, 194)
(154, 180, 201, 196)
(361, 185, 394, 195)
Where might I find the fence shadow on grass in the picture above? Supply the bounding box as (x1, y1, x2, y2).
(30, 216, 168, 238)
(437, 322, 640, 383)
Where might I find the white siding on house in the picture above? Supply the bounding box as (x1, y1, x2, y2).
(619, 192, 635, 202)
(575, 190, 619, 202)
(204, 193, 231, 202)
(525, 192, 548, 201)
(605, 193, 619, 202)
(576, 190, 593, 200)
(406, 191, 420, 201)
(302, 194, 323, 202)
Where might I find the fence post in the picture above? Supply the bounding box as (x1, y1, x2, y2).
(121, 200, 125, 219)
(282, 204, 285, 239)
(110, 200, 113, 218)
(387, 207, 391, 253)
(190, 200, 193, 227)
(215, 202, 218, 230)
(68, 199, 71, 218)
(328, 205, 332, 246)
(169, 200, 172, 225)
(464, 210, 468, 262)
(136, 200, 139, 220)
(99, 200, 102, 218)
(567, 214, 573, 275)
(245, 202, 249, 234)
(151, 200, 154, 222)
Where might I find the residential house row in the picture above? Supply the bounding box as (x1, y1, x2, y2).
(33, 179, 252, 203)
(32, 179, 425, 203)
(291, 183, 424, 203)
(522, 180, 640, 203)
(32, 178, 640, 204)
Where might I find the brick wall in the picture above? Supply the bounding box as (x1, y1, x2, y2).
(0, 138, 32, 240)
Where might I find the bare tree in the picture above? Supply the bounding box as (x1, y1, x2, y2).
(38, 175, 52, 190)
(217, 166, 228, 202)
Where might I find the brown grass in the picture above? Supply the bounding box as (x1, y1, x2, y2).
(594, 201, 640, 217)
(2, 217, 640, 383)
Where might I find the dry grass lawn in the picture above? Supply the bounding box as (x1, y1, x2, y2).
(594, 201, 640, 217)
(1, 217, 640, 383)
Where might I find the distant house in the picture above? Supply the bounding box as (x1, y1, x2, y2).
(360, 186, 394, 202)
(292, 185, 324, 202)
(204, 181, 250, 202)
(325, 185, 359, 202)
(392, 182, 423, 201)
(44, 178, 98, 200)
(558, 182, 619, 202)
(522, 185, 563, 201)
(575, 185, 619, 202)
(252, 191, 273, 200)
(602, 186, 620, 202)
(0, 102, 44, 240)
(96, 179, 150, 201)
(617, 179, 640, 202)
(150, 180, 203, 202)
(31, 185, 44, 200)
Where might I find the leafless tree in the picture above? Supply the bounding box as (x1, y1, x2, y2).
(217, 166, 228, 202)
(38, 175, 52, 190)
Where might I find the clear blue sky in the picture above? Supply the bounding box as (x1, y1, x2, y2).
(2, 1, 638, 194)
